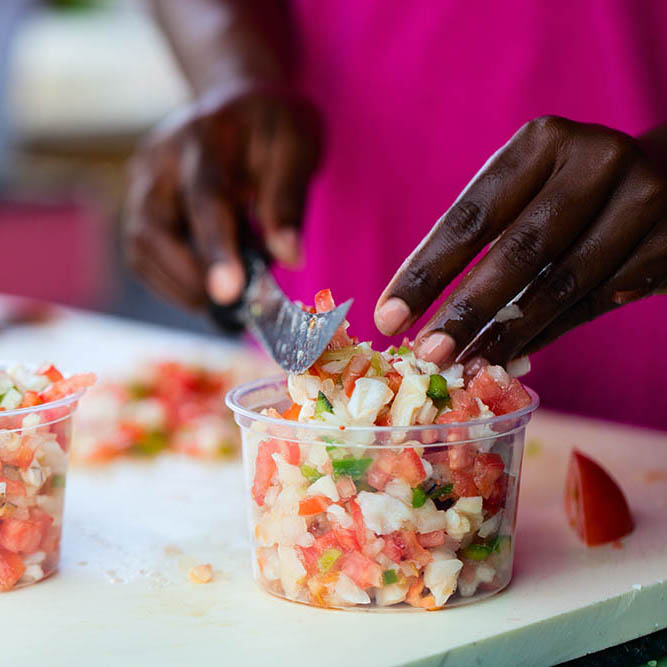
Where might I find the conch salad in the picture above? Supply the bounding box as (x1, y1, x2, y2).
(0, 364, 95, 591)
(74, 361, 249, 462)
(247, 290, 534, 609)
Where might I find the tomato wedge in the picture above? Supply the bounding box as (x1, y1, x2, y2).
(565, 448, 633, 546)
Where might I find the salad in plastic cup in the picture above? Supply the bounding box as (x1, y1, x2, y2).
(0, 364, 95, 591)
(226, 290, 538, 611)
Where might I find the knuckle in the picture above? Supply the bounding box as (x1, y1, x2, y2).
(543, 267, 579, 306)
(441, 200, 488, 247)
(403, 262, 442, 297)
(594, 132, 633, 171)
(633, 172, 666, 210)
(499, 225, 543, 273)
(523, 115, 567, 143)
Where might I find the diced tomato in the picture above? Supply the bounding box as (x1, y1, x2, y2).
(484, 472, 508, 515)
(423, 446, 449, 465)
(37, 364, 64, 383)
(0, 476, 26, 497)
(347, 498, 367, 547)
(339, 551, 382, 589)
(375, 408, 392, 427)
(314, 289, 336, 313)
(0, 548, 25, 591)
(342, 356, 371, 397)
(281, 403, 301, 421)
(386, 371, 403, 395)
(393, 448, 426, 486)
(2, 442, 34, 470)
(297, 544, 320, 575)
(417, 530, 446, 548)
(39, 525, 61, 554)
(448, 444, 477, 471)
(19, 391, 42, 409)
(332, 526, 360, 552)
(468, 366, 531, 415)
(0, 518, 44, 553)
(450, 390, 481, 418)
(40, 372, 96, 403)
(298, 495, 331, 516)
(366, 450, 398, 491)
(382, 533, 403, 563)
(251, 438, 301, 506)
(451, 469, 478, 498)
(565, 449, 633, 546)
(473, 452, 505, 498)
(335, 476, 357, 501)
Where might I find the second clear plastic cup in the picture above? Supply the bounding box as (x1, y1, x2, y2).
(0, 389, 84, 591)
(227, 376, 538, 611)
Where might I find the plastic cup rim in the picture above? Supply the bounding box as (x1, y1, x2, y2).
(225, 374, 539, 436)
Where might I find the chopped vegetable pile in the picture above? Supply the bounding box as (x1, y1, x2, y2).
(74, 361, 253, 462)
(0, 364, 95, 591)
(246, 290, 535, 609)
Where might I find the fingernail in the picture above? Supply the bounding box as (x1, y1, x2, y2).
(207, 261, 245, 304)
(375, 297, 411, 335)
(267, 229, 302, 268)
(415, 332, 456, 366)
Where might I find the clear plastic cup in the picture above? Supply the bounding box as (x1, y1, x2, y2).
(227, 376, 538, 611)
(0, 387, 86, 591)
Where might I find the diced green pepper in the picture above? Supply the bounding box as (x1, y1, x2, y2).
(429, 483, 454, 499)
(320, 436, 337, 444)
(488, 535, 512, 554)
(354, 479, 375, 493)
(382, 569, 398, 585)
(127, 382, 149, 400)
(51, 474, 66, 488)
(315, 391, 334, 418)
(397, 345, 411, 356)
(461, 543, 492, 560)
(300, 465, 322, 483)
(427, 374, 449, 401)
(387, 346, 397, 355)
(326, 445, 348, 461)
(318, 548, 342, 573)
(131, 430, 168, 456)
(332, 457, 373, 480)
(412, 487, 427, 508)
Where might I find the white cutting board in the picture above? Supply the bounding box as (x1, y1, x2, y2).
(0, 312, 666, 667)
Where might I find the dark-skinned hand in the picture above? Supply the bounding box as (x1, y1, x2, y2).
(375, 116, 667, 366)
(125, 90, 322, 310)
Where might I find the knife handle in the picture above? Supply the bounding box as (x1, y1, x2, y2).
(208, 245, 267, 335)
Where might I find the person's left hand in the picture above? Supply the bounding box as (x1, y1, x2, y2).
(374, 116, 667, 366)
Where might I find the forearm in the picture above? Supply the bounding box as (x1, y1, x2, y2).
(640, 124, 667, 173)
(150, 0, 295, 98)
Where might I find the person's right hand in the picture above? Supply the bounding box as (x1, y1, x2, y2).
(124, 90, 322, 310)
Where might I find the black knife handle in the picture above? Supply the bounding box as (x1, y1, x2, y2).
(208, 245, 268, 335)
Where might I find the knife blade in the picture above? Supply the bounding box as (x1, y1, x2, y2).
(209, 250, 352, 374)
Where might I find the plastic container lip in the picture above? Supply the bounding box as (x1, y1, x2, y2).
(226, 374, 539, 435)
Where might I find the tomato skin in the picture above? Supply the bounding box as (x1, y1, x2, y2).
(565, 449, 633, 546)
(314, 289, 336, 313)
(37, 364, 64, 383)
(386, 371, 403, 395)
(0, 518, 43, 553)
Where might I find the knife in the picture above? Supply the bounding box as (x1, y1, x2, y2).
(209, 249, 352, 374)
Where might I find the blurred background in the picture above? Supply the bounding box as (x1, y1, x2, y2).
(0, 0, 213, 331)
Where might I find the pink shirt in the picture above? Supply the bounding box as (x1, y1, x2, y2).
(276, 0, 667, 430)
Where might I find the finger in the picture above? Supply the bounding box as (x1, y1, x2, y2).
(125, 155, 206, 309)
(519, 218, 667, 355)
(461, 165, 666, 364)
(414, 139, 629, 365)
(181, 142, 246, 304)
(254, 103, 321, 266)
(375, 116, 564, 337)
